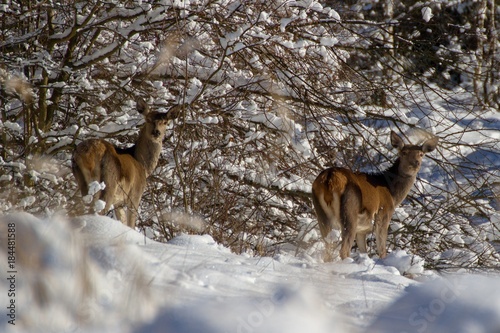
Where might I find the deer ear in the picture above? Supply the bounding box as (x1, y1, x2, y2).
(422, 136, 438, 153)
(155, 106, 180, 121)
(390, 131, 405, 150)
(166, 105, 181, 120)
(136, 99, 150, 115)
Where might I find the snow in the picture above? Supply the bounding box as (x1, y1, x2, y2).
(2, 121, 23, 133)
(320, 36, 339, 47)
(2, 213, 500, 333)
(382, 250, 425, 275)
(368, 275, 500, 333)
(421, 7, 433, 22)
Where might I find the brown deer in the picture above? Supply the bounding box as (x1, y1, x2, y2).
(312, 131, 438, 260)
(72, 99, 179, 229)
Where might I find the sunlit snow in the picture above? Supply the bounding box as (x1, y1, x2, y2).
(2, 213, 500, 333)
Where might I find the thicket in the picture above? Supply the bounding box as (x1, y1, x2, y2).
(1, 0, 499, 269)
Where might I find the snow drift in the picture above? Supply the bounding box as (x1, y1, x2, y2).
(2, 213, 500, 333)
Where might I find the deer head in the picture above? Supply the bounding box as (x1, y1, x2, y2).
(391, 131, 439, 177)
(137, 99, 180, 141)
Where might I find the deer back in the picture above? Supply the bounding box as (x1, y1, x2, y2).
(312, 167, 395, 237)
(73, 139, 146, 194)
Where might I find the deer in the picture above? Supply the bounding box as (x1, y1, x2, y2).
(72, 99, 180, 229)
(312, 131, 438, 260)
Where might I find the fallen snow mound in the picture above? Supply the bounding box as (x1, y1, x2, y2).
(368, 275, 500, 333)
(2, 213, 500, 333)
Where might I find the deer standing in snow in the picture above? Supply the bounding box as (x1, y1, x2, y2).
(312, 131, 438, 260)
(72, 99, 179, 229)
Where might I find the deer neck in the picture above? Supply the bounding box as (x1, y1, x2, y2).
(134, 127, 163, 177)
(383, 158, 417, 207)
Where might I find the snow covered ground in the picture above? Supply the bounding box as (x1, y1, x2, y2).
(2, 213, 500, 333)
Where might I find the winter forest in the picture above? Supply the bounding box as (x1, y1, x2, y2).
(1, 0, 500, 273)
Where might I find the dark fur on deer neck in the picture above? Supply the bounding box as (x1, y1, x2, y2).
(134, 127, 164, 177)
(379, 158, 417, 207)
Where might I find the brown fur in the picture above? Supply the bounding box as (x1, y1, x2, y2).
(72, 99, 179, 228)
(312, 131, 438, 260)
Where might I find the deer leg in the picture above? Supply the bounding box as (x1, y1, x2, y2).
(356, 233, 368, 253)
(127, 209, 137, 229)
(100, 180, 118, 217)
(87, 183, 107, 215)
(114, 206, 127, 225)
(374, 213, 391, 258)
(312, 190, 341, 261)
(72, 165, 89, 197)
(321, 230, 342, 262)
(127, 182, 146, 229)
(122, 189, 143, 229)
(339, 184, 361, 259)
(340, 226, 356, 260)
(72, 163, 98, 215)
(127, 194, 141, 229)
(72, 167, 89, 215)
